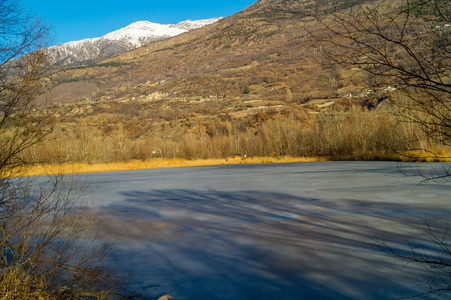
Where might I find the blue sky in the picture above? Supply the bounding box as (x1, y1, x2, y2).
(20, 0, 256, 46)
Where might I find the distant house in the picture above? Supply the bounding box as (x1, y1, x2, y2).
(145, 92, 163, 100)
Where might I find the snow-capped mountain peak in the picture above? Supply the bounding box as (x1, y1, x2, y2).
(47, 17, 222, 66)
(102, 21, 184, 47)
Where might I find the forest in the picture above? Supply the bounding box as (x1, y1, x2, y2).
(19, 96, 445, 165)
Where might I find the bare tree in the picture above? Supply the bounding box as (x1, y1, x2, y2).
(0, 0, 52, 176)
(373, 221, 451, 299)
(315, 0, 451, 148)
(0, 176, 129, 299)
(315, 1, 451, 298)
(0, 1, 135, 298)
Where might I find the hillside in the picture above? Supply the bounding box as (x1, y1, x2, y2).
(41, 0, 383, 105)
(24, 0, 448, 165)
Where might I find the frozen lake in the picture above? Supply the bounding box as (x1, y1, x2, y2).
(83, 161, 450, 299)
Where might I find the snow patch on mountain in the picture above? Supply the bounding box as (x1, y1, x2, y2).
(46, 17, 222, 66)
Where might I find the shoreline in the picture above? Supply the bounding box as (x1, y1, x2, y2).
(12, 156, 326, 177)
(9, 151, 451, 177)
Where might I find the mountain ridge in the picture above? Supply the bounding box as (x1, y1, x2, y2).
(46, 17, 222, 66)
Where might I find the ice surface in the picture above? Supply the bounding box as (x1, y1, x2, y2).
(80, 161, 451, 299)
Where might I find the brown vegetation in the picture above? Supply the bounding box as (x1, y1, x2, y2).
(7, 0, 449, 172)
(19, 97, 448, 169)
(22, 0, 450, 173)
(17, 156, 323, 177)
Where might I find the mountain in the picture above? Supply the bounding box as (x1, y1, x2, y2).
(42, 0, 398, 104)
(45, 17, 222, 66)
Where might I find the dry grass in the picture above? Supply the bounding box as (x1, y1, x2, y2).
(12, 149, 451, 178)
(400, 148, 451, 162)
(15, 156, 325, 177)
